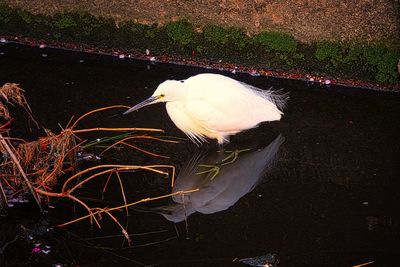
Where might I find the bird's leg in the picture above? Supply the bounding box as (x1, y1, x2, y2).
(221, 148, 252, 165)
(217, 142, 224, 153)
(196, 165, 220, 180)
(217, 136, 229, 154)
(215, 146, 225, 165)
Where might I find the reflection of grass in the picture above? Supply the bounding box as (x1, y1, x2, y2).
(196, 148, 251, 180)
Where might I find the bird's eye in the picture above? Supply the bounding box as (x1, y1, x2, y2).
(160, 94, 165, 97)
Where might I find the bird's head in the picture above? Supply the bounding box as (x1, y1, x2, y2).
(123, 80, 186, 115)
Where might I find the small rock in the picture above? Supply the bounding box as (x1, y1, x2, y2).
(250, 70, 260, 76)
(32, 247, 41, 253)
(42, 249, 51, 254)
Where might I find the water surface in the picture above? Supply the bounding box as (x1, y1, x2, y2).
(1, 43, 399, 267)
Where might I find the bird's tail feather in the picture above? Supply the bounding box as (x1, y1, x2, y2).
(241, 82, 289, 111)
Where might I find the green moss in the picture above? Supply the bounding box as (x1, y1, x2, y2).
(361, 45, 400, 83)
(0, 3, 399, 85)
(50, 12, 117, 46)
(253, 31, 298, 53)
(203, 25, 248, 50)
(164, 20, 194, 46)
(315, 41, 343, 68)
(52, 13, 78, 29)
(118, 21, 159, 49)
(0, 4, 12, 24)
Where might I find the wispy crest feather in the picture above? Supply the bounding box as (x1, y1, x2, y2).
(241, 82, 289, 111)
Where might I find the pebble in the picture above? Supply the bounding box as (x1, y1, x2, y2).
(32, 247, 41, 253)
(0, 38, 7, 43)
(42, 249, 51, 254)
(250, 70, 260, 76)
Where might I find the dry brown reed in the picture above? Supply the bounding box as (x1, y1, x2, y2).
(0, 83, 185, 243)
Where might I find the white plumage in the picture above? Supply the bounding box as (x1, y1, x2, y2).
(124, 73, 288, 144)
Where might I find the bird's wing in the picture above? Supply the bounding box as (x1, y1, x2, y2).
(185, 99, 246, 133)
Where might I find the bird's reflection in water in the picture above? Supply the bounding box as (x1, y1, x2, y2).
(157, 134, 285, 223)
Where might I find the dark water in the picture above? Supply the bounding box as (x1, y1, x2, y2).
(1, 43, 400, 267)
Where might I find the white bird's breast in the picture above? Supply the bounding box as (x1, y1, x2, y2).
(166, 101, 208, 143)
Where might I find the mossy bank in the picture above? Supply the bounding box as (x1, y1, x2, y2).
(1, 4, 399, 86)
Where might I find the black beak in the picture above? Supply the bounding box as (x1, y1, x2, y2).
(123, 95, 159, 115)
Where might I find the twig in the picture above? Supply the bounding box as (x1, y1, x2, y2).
(352, 261, 374, 267)
(113, 170, 129, 216)
(0, 118, 14, 130)
(102, 171, 114, 193)
(0, 178, 8, 208)
(100, 135, 176, 158)
(70, 105, 130, 129)
(0, 133, 43, 212)
(92, 207, 131, 245)
(59, 189, 199, 227)
(40, 139, 84, 186)
(61, 164, 170, 193)
(73, 127, 164, 134)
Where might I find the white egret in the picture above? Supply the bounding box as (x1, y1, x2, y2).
(124, 73, 288, 144)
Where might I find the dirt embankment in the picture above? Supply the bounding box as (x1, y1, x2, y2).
(2, 0, 399, 44)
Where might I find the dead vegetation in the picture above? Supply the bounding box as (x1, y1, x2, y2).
(0, 82, 194, 244)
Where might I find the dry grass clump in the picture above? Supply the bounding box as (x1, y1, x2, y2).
(0, 82, 192, 244)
